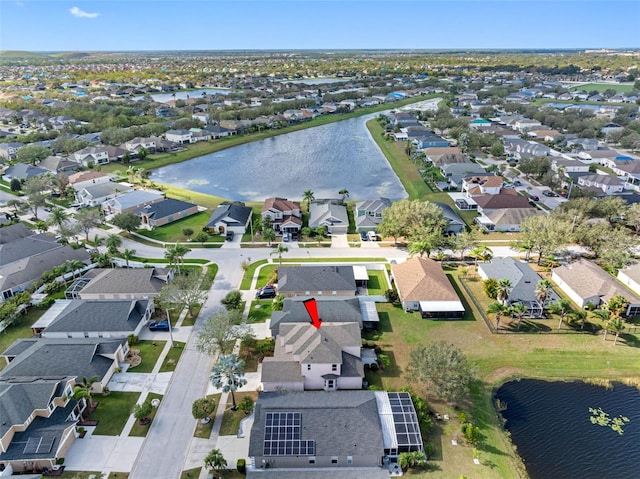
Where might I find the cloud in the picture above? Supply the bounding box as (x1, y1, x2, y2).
(69, 6, 99, 19)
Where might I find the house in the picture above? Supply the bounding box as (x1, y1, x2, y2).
(123, 137, 156, 154)
(577, 174, 625, 195)
(204, 125, 234, 139)
(262, 197, 302, 235)
(71, 146, 110, 167)
(552, 259, 640, 317)
(434, 202, 466, 235)
(76, 182, 133, 207)
(192, 111, 210, 124)
(473, 193, 532, 213)
(2, 163, 49, 181)
(439, 162, 486, 189)
(136, 198, 200, 228)
(0, 142, 24, 161)
(269, 297, 377, 337)
(68, 171, 113, 190)
(247, 390, 423, 474)
(308, 199, 349, 235)
(165, 129, 194, 144)
(354, 198, 391, 233)
(65, 268, 173, 300)
(261, 322, 363, 392)
(474, 207, 542, 232)
(204, 202, 252, 235)
(277, 266, 357, 298)
(617, 263, 640, 296)
(462, 175, 503, 197)
(38, 155, 78, 174)
(0, 224, 91, 302)
(423, 147, 462, 165)
(0, 377, 82, 475)
(551, 157, 590, 175)
(102, 189, 165, 215)
(478, 257, 559, 316)
(391, 257, 465, 318)
(32, 299, 153, 339)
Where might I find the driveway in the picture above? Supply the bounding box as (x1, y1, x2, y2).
(107, 372, 172, 394)
(65, 435, 144, 475)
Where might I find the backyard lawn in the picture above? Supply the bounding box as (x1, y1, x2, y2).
(0, 307, 44, 370)
(135, 212, 225, 243)
(128, 340, 166, 373)
(91, 392, 141, 436)
(246, 300, 273, 324)
(219, 391, 259, 436)
(159, 342, 186, 372)
(129, 393, 163, 437)
(366, 270, 389, 296)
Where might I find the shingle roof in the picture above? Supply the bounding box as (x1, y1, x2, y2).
(482, 207, 542, 225)
(391, 257, 460, 303)
(260, 359, 303, 383)
(135, 198, 197, 220)
(262, 197, 300, 215)
(309, 201, 348, 229)
(275, 322, 361, 364)
(81, 182, 132, 199)
(105, 190, 164, 210)
(474, 194, 533, 209)
(73, 268, 170, 297)
(205, 202, 252, 228)
(270, 297, 362, 336)
(43, 299, 149, 334)
(278, 266, 356, 293)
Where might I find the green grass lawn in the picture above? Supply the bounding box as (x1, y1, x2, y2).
(200, 264, 218, 291)
(219, 391, 258, 436)
(0, 307, 44, 370)
(91, 392, 141, 436)
(193, 393, 221, 439)
(159, 342, 186, 372)
(180, 468, 202, 479)
(128, 340, 166, 373)
(129, 393, 163, 437)
(255, 264, 278, 289)
(239, 338, 274, 372)
(247, 299, 273, 324)
(240, 259, 268, 289)
(59, 472, 104, 479)
(107, 472, 129, 479)
(366, 270, 389, 296)
(569, 83, 635, 93)
(135, 212, 220, 243)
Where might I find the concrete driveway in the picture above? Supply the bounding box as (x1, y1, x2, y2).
(107, 371, 172, 394)
(64, 435, 144, 474)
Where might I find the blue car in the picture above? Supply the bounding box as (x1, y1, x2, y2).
(148, 321, 170, 331)
(360, 232, 368, 241)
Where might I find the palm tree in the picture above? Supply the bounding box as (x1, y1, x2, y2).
(338, 188, 350, 201)
(173, 243, 191, 272)
(126, 165, 137, 183)
(204, 448, 227, 472)
(569, 308, 588, 330)
(487, 302, 509, 332)
(535, 279, 552, 312)
(121, 248, 136, 268)
(509, 302, 528, 331)
(105, 234, 122, 254)
(164, 247, 178, 270)
(73, 375, 99, 419)
(210, 354, 247, 411)
(496, 279, 512, 305)
(408, 240, 433, 258)
(469, 245, 493, 266)
(549, 298, 573, 331)
(302, 189, 315, 210)
(607, 317, 625, 345)
(270, 244, 288, 266)
(65, 259, 85, 280)
(48, 206, 68, 231)
(592, 309, 612, 341)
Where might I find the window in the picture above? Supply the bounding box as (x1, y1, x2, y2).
(347, 456, 353, 465)
(309, 457, 316, 464)
(332, 364, 337, 372)
(307, 364, 311, 371)
(332, 291, 337, 296)
(331, 456, 338, 464)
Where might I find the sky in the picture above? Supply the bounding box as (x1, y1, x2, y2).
(0, 0, 639, 52)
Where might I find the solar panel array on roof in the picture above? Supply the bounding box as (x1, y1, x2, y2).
(23, 436, 55, 455)
(263, 412, 315, 456)
(388, 392, 424, 452)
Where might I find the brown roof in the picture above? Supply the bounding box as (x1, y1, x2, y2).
(391, 257, 460, 302)
(424, 147, 461, 156)
(465, 176, 504, 188)
(262, 197, 301, 214)
(474, 194, 532, 209)
(68, 171, 109, 184)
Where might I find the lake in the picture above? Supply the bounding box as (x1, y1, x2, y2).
(495, 379, 640, 479)
(150, 113, 407, 202)
(133, 88, 231, 103)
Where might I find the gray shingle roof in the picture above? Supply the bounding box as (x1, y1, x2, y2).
(105, 189, 164, 210)
(249, 391, 384, 458)
(43, 299, 149, 334)
(270, 297, 362, 337)
(72, 268, 170, 297)
(309, 200, 348, 229)
(205, 202, 252, 228)
(276, 322, 361, 364)
(260, 359, 303, 383)
(135, 198, 197, 220)
(278, 266, 356, 294)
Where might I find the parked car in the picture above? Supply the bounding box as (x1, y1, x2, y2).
(225, 231, 234, 241)
(543, 190, 557, 197)
(367, 231, 378, 241)
(256, 286, 277, 299)
(530, 195, 539, 202)
(360, 232, 368, 241)
(514, 180, 522, 186)
(148, 321, 170, 331)
(282, 232, 290, 242)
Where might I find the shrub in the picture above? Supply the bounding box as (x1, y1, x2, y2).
(370, 362, 379, 372)
(128, 334, 139, 345)
(458, 411, 468, 424)
(221, 290, 243, 310)
(483, 278, 499, 299)
(237, 458, 246, 474)
(238, 396, 254, 415)
(384, 289, 399, 303)
(192, 397, 217, 420)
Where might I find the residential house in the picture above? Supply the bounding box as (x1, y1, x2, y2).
(262, 197, 302, 235)
(269, 297, 377, 338)
(204, 125, 234, 139)
(277, 265, 357, 298)
(462, 175, 503, 197)
(38, 155, 78, 174)
(435, 202, 466, 235)
(527, 129, 563, 142)
(165, 129, 194, 144)
(577, 149, 619, 163)
(32, 299, 153, 339)
(391, 257, 465, 318)
(577, 174, 625, 195)
(136, 198, 200, 228)
(478, 257, 559, 316)
(247, 390, 423, 474)
(192, 111, 210, 124)
(552, 259, 640, 316)
(439, 162, 486, 190)
(189, 128, 211, 142)
(475, 207, 543, 232)
(354, 198, 391, 233)
(0, 142, 24, 161)
(308, 199, 349, 235)
(551, 157, 591, 175)
(600, 156, 640, 176)
(102, 190, 165, 215)
(617, 263, 640, 296)
(71, 147, 110, 167)
(261, 322, 363, 392)
(513, 119, 542, 132)
(123, 137, 156, 155)
(2, 163, 49, 182)
(75, 182, 133, 207)
(204, 202, 252, 235)
(68, 171, 113, 190)
(0, 224, 91, 302)
(65, 268, 173, 300)
(423, 147, 462, 164)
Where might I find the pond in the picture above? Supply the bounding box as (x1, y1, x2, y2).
(495, 379, 640, 479)
(150, 113, 407, 202)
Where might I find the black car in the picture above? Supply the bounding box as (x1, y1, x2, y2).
(530, 195, 540, 202)
(514, 180, 522, 186)
(148, 321, 170, 331)
(256, 286, 276, 299)
(225, 231, 234, 241)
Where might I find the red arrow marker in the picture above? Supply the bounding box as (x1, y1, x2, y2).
(303, 298, 322, 329)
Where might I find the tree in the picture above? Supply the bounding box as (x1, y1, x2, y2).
(535, 279, 552, 311)
(607, 317, 625, 345)
(496, 279, 512, 305)
(469, 245, 493, 266)
(210, 354, 247, 411)
(338, 188, 350, 201)
(10, 177, 21, 192)
(24, 191, 46, 220)
(74, 208, 102, 241)
(48, 206, 69, 231)
(238, 396, 255, 415)
(120, 248, 136, 268)
(487, 301, 508, 332)
(592, 309, 612, 341)
(272, 294, 284, 311)
(6, 198, 23, 213)
(270, 243, 288, 266)
(194, 231, 209, 245)
(408, 341, 475, 404)
(399, 451, 426, 471)
(165, 243, 191, 273)
(15, 144, 50, 165)
(196, 309, 251, 357)
(157, 273, 208, 319)
(378, 200, 446, 245)
(408, 235, 442, 259)
(65, 259, 86, 279)
(204, 448, 227, 472)
(112, 211, 141, 235)
(451, 229, 477, 260)
(221, 290, 243, 311)
(302, 189, 315, 210)
(549, 298, 573, 331)
(262, 227, 276, 246)
(509, 302, 528, 331)
(72, 375, 99, 418)
(625, 203, 640, 235)
(483, 278, 499, 299)
(182, 227, 194, 240)
(52, 172, 70, 196)
(132, 400, 153, 425)
(607, 295, 629, 319)
(520, 215, 571, 265)
(105, 233, 123, 254)
(490, 141, 504, 157)
(192, 397, 217, 422)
